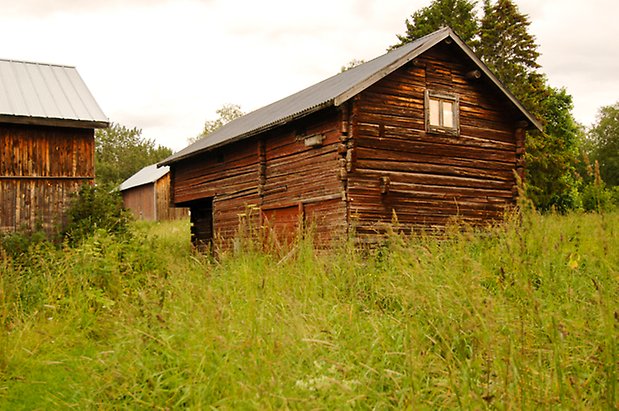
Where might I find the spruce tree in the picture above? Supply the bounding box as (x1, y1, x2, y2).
(392, 0, 479, 48)
(477, 0, 544, 113)
(392, 0, 584, 210)
(478, 0, 582, 211)
(525, 88, 584, 211)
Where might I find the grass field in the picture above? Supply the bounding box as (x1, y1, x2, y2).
(1, 210, 617, 409)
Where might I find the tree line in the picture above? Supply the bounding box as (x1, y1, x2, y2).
(96, 0, 618, 211)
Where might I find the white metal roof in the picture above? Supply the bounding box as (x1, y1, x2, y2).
(0, 58, 109, 128)
(119, 164, 170, 192)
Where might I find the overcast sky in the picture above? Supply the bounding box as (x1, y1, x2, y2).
(2, 0, 617, 151)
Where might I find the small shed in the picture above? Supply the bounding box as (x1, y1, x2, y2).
(0, 58, 108, 234)
(160, 27, 542, 249)
(119, 164, 188, 221)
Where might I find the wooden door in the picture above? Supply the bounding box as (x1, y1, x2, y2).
(261, 204, 301, 248)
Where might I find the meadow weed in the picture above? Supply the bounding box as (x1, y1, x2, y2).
(0, 210, 617, 409)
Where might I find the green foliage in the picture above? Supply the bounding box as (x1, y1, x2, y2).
(0, 184, 133, 258)
(477, 0, 543, 111)
(0, 228, 48, 260)
(188, 104, 244, 144)
(588, 101, 619, 186)
(393, 0, 584, 211)
(1, 213, 618, 408)
(525, 87, 584, 211)
(579, 154, 618, 212)
(474, 0, 585, 211)
(392, 0, 479, 48)
(95, 123, 173, 187)
(581, 182, 616, 212)
(62, 184, 132, 245)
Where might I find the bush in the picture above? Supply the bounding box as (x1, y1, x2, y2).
(62, 184, 132, 245)
(612, 186, 619, 204)
(0, 226, 48, 259)
(581, 182, 617, 212)
(578, 155, 618, 212)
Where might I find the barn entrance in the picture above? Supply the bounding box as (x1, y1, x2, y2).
(189, 197, 213, 251)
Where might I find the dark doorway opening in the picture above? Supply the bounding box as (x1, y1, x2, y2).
(189, 198, 213, 252)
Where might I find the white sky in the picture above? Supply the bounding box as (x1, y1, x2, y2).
(2, 0, 618, 151)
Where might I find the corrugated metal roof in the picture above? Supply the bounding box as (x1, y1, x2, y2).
(161, 27, 540, 166)
(0, 58, 109, 128)
(119, 164, 170, 191)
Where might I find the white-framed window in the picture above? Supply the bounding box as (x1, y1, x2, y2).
(425, 89, 459, 135)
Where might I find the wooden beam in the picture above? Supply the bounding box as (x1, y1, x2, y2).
(465, 70, 481, 80)
(0, 175, 94, 180)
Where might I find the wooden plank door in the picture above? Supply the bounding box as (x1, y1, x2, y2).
(261, 204, 301, 248)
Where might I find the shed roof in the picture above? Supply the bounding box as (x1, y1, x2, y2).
(119, 164, 170, 192)
(0, 59, 109, 128)
(161, 27, 541, 166)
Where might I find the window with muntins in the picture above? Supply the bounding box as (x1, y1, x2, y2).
(425, 90, 459, 135)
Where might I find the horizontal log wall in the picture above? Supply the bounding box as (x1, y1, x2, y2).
(173, 138, 261, 245)
(262, 110, 347, 246)
(173, 138, 260, 204)
(349, 43, 522, 235)
(0, 123, 94, 233)
(172, 111, 347, 248)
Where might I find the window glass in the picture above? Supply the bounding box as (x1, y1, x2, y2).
(426, 90, 458, 135)
(443, 101, 454, 128)
(429, 98, 440, 126)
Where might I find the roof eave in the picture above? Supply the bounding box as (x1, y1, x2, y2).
(0, 114, 109, 129)
(160, 101, 333, 166)
(446, 32, 543, 132)
(119, 181, 156, 192)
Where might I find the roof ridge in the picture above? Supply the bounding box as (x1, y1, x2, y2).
(160, 25, 540, 166)
(0, 58, 76, 69)
(161, 28, 452, 166)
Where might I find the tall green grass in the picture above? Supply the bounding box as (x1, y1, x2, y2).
(0, 211, 617, 409)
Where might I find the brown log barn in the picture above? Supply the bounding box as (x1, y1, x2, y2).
(119, 164, 188, 221)
(160, 27, 541, 249)
(0, 59, 108, 235)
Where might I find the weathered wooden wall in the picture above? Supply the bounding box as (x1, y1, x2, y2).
(261, 110, 347, 247)
(347, 43, 522, 236)
(122, 183, 156, 220)
(154, 173, 188, 221)
(122, 176, 189, 222)
(172, 110, 347, 249)
(173, 138, 261, 246)
(0, 123, 94, 234)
